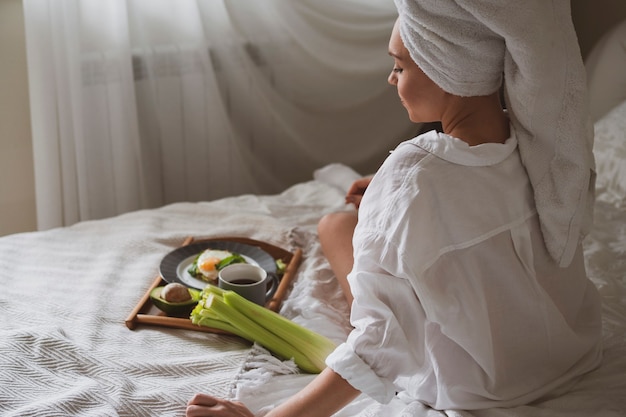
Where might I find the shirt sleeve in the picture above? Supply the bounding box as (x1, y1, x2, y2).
(325, 229, 429, 404)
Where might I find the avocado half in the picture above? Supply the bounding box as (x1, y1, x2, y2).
(150, 285, 201, 317)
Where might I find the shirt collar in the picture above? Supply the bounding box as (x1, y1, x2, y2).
(407, 129, 518, 167)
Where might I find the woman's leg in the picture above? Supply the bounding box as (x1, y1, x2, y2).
(317, 211, 358, 307)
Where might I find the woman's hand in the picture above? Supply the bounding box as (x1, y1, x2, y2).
(186, 394, 254, 417)
(345, 176, 374, 208)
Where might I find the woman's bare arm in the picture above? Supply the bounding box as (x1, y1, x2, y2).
(186, 368, 360, 417)
(265, 368, 360, 417)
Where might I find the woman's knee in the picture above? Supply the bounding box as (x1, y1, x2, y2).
(317, 212, 339, 239)
(318, 211, 357, 241)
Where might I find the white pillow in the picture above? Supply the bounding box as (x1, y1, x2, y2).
(593, 99, 626, 205)
(586, 20, 626, 122)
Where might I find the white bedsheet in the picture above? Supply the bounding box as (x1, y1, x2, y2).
(0, 179, 348, 416)
(1, 160, 624, 417)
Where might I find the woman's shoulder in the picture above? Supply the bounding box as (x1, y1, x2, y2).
(392, 129, 439, 160)
(357, 135, 439, 234)
(358, 128, 533, 254)
(375, 131, 439, 182)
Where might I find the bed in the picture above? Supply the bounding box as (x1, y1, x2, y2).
(2, 20, 626, 417)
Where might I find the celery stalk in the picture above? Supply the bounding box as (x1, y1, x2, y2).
(190, 285, 335, 373)
(222, 291, 336, 373)
(193, 315, 246, 337)
(203, 293, 322, 373)
(190, 305, 245, 337)
(202, 284, 228, 298)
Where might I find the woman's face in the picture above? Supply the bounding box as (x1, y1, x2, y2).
(387, 21, 447, 123)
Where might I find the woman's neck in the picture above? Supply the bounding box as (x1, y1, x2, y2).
(440, 93, 509, 146)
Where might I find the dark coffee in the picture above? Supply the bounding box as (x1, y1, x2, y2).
(229, 278, 258, 285)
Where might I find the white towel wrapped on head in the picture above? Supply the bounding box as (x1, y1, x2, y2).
(394, 0, 595, 267)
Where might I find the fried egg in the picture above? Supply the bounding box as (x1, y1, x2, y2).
(196, 249, 233, 281)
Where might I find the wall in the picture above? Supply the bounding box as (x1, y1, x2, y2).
(0, 0, 36, 236)
(571, 0, 626, 58)
(1, 0, 625, 237)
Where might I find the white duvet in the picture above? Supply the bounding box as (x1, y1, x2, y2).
(0, 179, 346, 416)
(0, 153, 624, 417)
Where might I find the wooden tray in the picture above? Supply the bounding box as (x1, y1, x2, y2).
(125, 236, 302, 334)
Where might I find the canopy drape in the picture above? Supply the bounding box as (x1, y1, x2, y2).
(23, 0, 415, 230)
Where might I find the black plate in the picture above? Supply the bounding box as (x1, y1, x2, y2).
(159, 241, 277, 290)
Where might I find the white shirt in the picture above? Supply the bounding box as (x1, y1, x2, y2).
(325, 130, 602, 410)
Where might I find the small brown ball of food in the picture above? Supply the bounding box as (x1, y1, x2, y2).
(161, 283, 192, 303)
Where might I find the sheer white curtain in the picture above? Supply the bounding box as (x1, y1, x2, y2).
(23, 0, 416, 230)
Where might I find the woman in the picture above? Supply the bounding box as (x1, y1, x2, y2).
(186, 5, 601, 416)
